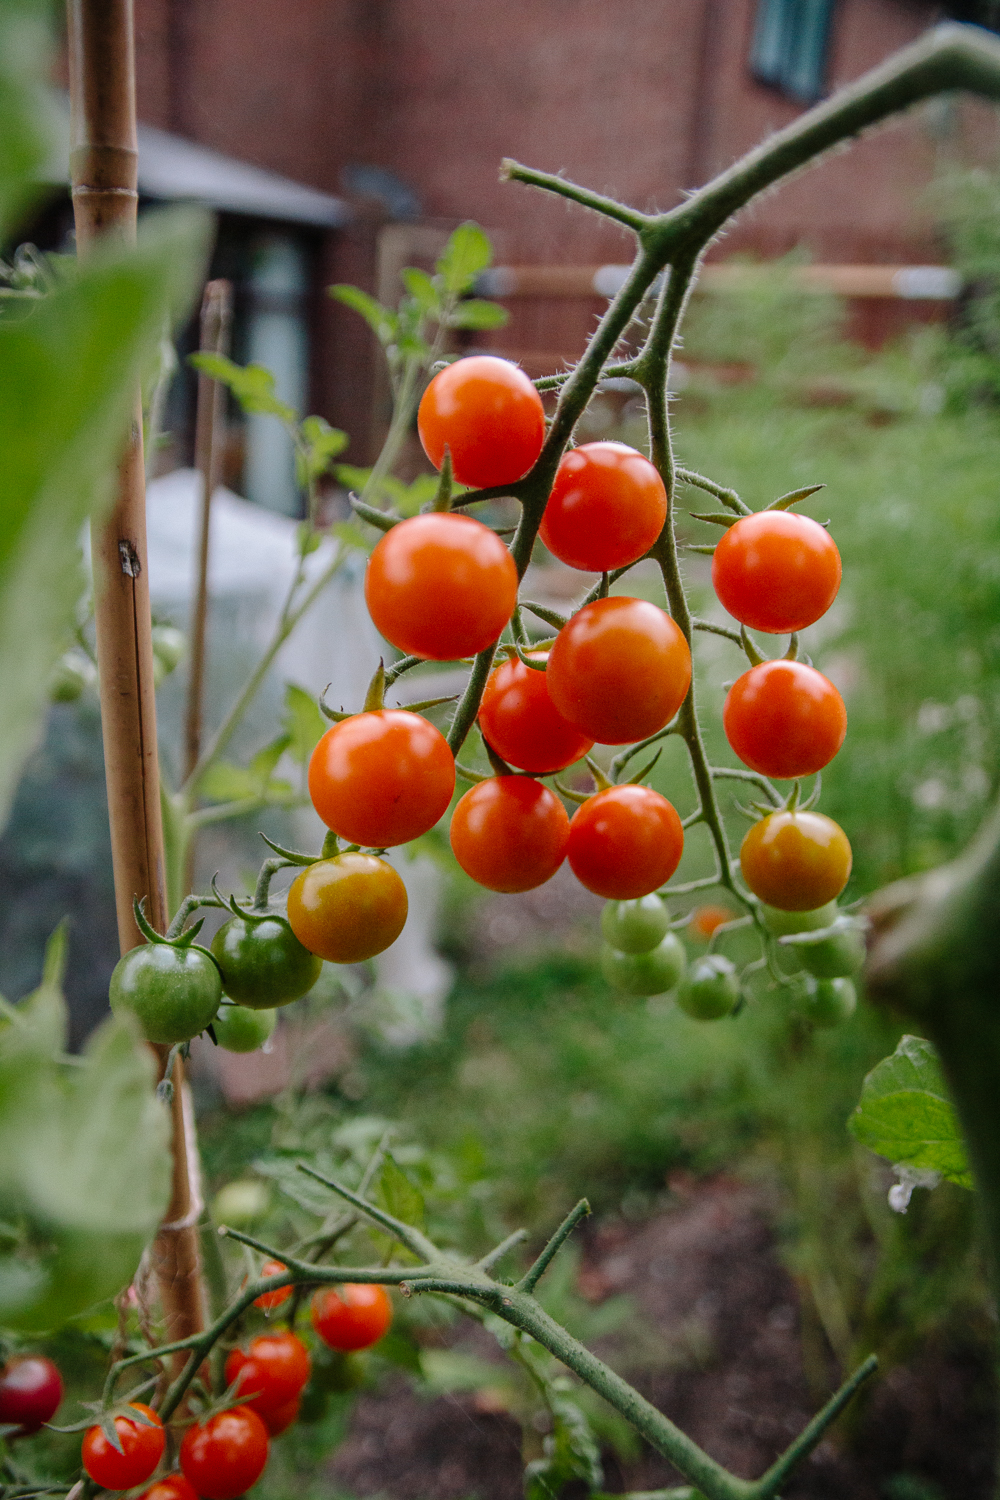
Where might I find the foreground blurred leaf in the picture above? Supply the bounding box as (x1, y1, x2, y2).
(0, 931, 172, 1328)
(0, 205, 209, 833)
(849, 1034, 972, 1187)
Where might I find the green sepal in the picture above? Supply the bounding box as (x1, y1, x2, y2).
(259, 833, 320, 867)
(764, 483, 825, 511)
(689, 510, 738, 528)
(350, 496, 399, 532)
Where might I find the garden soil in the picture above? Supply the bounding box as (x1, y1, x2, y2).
(328, 1178, 994, 1500)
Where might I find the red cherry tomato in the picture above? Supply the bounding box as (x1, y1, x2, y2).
(311, 1284, 393, 1353)
(263, 1397, 300, 1437)
(547, 597, 691, 745)
(723, 660, 846, 779)
(287, 853, 408, 964)
(740, 810, 852, 911)
(82, 1403, 165, 1491)
(712, 510, 841, 635)
(539, 442, 667, 571)
(365, 513, 519, 661)
(139, 1475, 200, 1500)
(225, 1330, 311, 1419)
(567, 786, 684, 899)
(478, 654, 593, 773)
(417, 355, 545, 488)
(0, 1356, 63, 1433)
(179, 1406, 269, 1500)
(449, 777, 570, 892)
(254, 1259, 292, 1312)
(308, 710, 455, 847)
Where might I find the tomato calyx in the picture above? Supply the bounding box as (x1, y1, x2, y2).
(133, 896, 217, 964)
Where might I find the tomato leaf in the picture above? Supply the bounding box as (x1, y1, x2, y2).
(198, 761, 263, 804)
(0, 932, 171, 1328)
(295, 414, 348, 488)
(283, 683, 326, 765)
(189, 353, 297, 424)
(436, 222, 493, 296)
(447, 298, 509, 331)
(329, 284, 398, 346)
(400, 267, 441, 317)
(377, 1153, 426, 1231)
(0, 206, 209, 834)
(848, 1035, 972, 1188)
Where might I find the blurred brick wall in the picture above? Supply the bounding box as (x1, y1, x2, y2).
(131, 0, 1000, 452)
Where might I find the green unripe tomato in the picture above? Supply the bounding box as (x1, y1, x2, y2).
(110, 942, 221, 1044)
(676, 954, 740, 1020)
(210, 915, 322, 1009)
(213, 1179, 270, 1226)
(760, 901, 838, 936)
(212, 1004, 277, 1053)
(796, 922, 866, 979)
(600, 895, 670, 954)
(789, 974, 857, 1027)
(601, 932, 686, 996)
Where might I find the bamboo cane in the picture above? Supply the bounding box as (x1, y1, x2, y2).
(67, 0, 207, 1348)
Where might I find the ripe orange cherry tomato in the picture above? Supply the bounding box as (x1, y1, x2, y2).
(724, 660, 846, 779)
(478, 654, 593, 773)
(179, 1406, 269, 1500)
(311, 1284, 393, 1353)
(740, 809, 852, 911)
(688, 904, 735, 940)
(309, 710, 455, 847)
(365, 513, 519, 661)
(225, 1330, 310, 1420)
(287, 853, 407, 964)
(546, 597, 691, 745)
(712, 510, 841, 635)
(417, 355, 546, 488)
(539, 442, 667, 571)
(254, 1259, 292, 1311)
(139, 1474, 199, 1500)
(450, 777, 570, 892)
(567, 786, 684, 899)
(82, 1403, 165, 1491)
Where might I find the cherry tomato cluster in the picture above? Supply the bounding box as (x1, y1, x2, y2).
(108, 356, 863, 1059)
(68, 1281, 393, 1498)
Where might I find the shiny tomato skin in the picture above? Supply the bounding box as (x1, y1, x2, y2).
(263, 1398, 300, 1437)
(417, 355, 545, 488)
(311, 1284, 393, 1353)
(0, 1356, 63, 1433)
(225, 1331, 311, 1419)
(740, 810, 852, 911)
(309, 710, 455, 847)
(210, 916, 320, 1010)
(676, 954, 741, 1020)
(82, 1403, 165, 1491)
(478, 654, 593, 773)
(712, 510, 841, 634)
(365, 513, 519, 661)
(139, 1475, 200, 1500)
(539, 442, 667, 571)
(254, 1259, 292, 1311)
(724, 660, 846, 779)
(567, 786, 684, 900)
(179, 1406, 269, 1500)
(287, 853, 408, 964)
(547, 597, 691, 745)
(449, 777, 569, 893)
